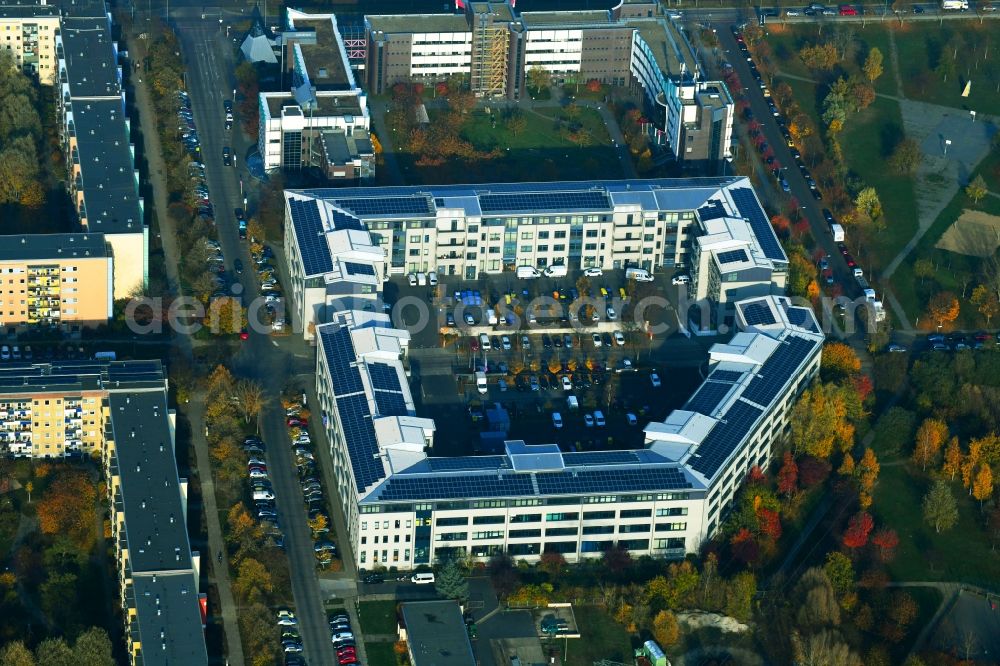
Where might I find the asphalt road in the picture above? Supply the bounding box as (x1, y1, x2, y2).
(176, 19, 338, 666)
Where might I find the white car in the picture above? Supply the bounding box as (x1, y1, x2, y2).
(277, 611, 298, 626)
(606, 306, 617, 320)
(501, 335, 511, 351)
(650, 372, 661, 387)
(249, 469, 269, 480)
(592, 333, 602, 347)
(428, 271, 438, 286)
(583, 267, 603, 277)
(407, 273, 417, 286)
(584, 413, 595, 427)
(626, 413, 638, 426)
(614, 332, 625, 346)
(331, 632, 354, 643)
(671, 275, 690, 285)
(552, 412, 563, 429)
(561, 376, 572, 391)
(786, 9, 802, 15)
(0, 346, 9, 360)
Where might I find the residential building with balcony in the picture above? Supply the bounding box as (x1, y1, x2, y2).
(0, 1, 60, 83)
(0, 233, 113, 333)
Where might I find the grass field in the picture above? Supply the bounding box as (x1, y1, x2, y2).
(364, 641, 399, 666)
(873, 463, 1000, 587)
(561, 606, 633, 666)
(357, 599, 400, 635)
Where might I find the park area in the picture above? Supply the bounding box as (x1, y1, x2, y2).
(380, 82, 624, 186)
(762, 20, 1000, 328)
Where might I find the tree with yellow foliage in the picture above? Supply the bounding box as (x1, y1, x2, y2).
(652, 610, 680, 647)
(973, 464, 993, 510)
(926, 291, 960, 331)
(857, 448, 880, 498)
(962, 438, 984, 493)
(822, 342, 862, 380)
(942, 437, 962, 481)
(790, 383, 855, 459)
(913, 418, 949, 471)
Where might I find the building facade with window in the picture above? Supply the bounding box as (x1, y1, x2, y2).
(0, 2, 60, 83)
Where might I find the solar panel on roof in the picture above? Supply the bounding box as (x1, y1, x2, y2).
(479, 190, 611, 214)
(685, 381, 733, 415)
(717, 249, 749, 264)
(333, 196, 432, 217)
(741, 336, 816, 407)
(336, 392, 385, 490)
(709, 369, 744, 383)
(731, 188, 786, 261)
(368, 362, 403, 392)
(320, 326, 364, 395)
(562, 450, 641, 466)
(289, 199, 334, 275)
(741, 301, 776, 326)
(330, 209, 364, 231)
(535, 467, 692, 495)
(786, 307, 817, 332)
(377, 473, 536, 501)
(426, 456, 511, 472)
(698, 200, 727, 221)
(688, 400, 764, 477)
(373, 390, 408, 416)
(344, 262, 376, 277)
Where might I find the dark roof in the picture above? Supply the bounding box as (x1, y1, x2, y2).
(289, 198, 334, 276)
(60, 17, 121, 98)
(0, 233, 108, 261)
(132, 572, 208, 666)
(0, 2, 59, 18)
(400, 601, 476, 666)
(72, 99, 143, 234)
(0, 360, 165, 394)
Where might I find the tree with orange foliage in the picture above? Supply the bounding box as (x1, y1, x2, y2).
(973, 464, 993, 509)
(913, 418, 948, 471)
(757, 507, 782, 541)
(777, 451, 798, 496)
(857, 448, 880, 498)
(586, 78, 602, 93)
(822, 342, 862, 380)
(871, 528, 899, 563)
(36, 469, 98, 553)
(842, 512, 874, 550)
(962, 438, 984, 493)
(942, 436, 962, 481)
(926, 291, 960, 330)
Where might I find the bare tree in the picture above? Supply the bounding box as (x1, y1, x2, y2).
(234, 379, 265, 428)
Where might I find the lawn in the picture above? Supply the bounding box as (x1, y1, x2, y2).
(364, 641, 399, 666)
(559, 606, 633, 666)
(895, 21, 1000, 114)
(396, 106, 623, 185)
(873, 463, 1000, 588)
(357, 599, 400, 636)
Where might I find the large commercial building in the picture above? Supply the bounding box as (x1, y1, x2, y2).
(0, 0, 146, 302)
(364, 0, 733, 171)
(0, 361, 208, 665)
(0, 234, 113, 333)
(255, 8, 374, 179)
(284, 177, 786, 337)
(283, 178, 822, 569)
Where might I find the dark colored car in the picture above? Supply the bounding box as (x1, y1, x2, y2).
(223, 146, 232, 166)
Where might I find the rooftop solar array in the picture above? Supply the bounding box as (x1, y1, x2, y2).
(321, 326, 364, 395)
(697, 200, 727, 221)
(426, 456, 511, 472)
(685, 381, 733, 415)
(377, 473, 537, 500)
(741, 335, 816, 407)
(344, 262, 376, 277)
(535, 467, 692, 494)
(479, 190, 611, 214)
(688, 400, 763, 477)
(731, 188, 786, 261)
(786, 307, 818, 333)
(741, 301, 776, 326)
(562, 450, 642, 466)
(330, 208, 365, 231)
(333, 196, 433, 218)
(336, 392, 384, 490)
(717, 249, 749, 264)
(373, 389, 408, 417)
(289, 198, 334, 275)
(709, 369, 744, 383)
(368, 362, 403, 392)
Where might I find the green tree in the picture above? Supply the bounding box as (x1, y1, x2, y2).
(233, 558, 273, 604)
(504, 111, 527, 136)
(823, 552, 856, 608)
(863, 47, 884, 82)
(923, 479, 959, 533)
(971, 284, 1000, 326)
(435, 559, 469, 603)
(526, 66, 552, 93)
(966, 174, 989, 204)
(0, 642, 35, 666)
(72, 628, 115, 666)
(33, 638, 73, 666)
(724, 571, 756, 622)
(855, 187, 883, 222)
(888, 138, 920, 175)
(913, 258, 935, 284)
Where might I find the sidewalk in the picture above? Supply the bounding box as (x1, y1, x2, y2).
(128, 34, 246, 666)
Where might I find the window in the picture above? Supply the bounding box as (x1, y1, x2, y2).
(619, 524, 650, 533)
(509, 529, 541, 538)
(473, 515, 505, 525)
(436, 516, 468, 526)
(620, 509, 652, 519)
(554, 230, 567, 239)
(472, 531, 504, 540)
(409, 235, 420, 243)
(435, 532, 468, 541)
(545, 527, 578, 537)
(582, 525, 614, 535)
(655, 522, 688, 532)
(582, 510, 615, 520)
(510, 513, 540, 523)
(538, 231, 550, 239)
(521, 232, 533, 240)
(656, 507, 688, 517)
(545, 512, 578, 522)
(537, 245, 548, 252)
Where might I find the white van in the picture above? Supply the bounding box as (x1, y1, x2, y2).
(252, 489, 275, 501)
(476, 371, 488, 395)
(626, 267, 654, 283)
(411, 572, 435, 584)
(479, 333, 491, 351)
(566, 395, 579, 410)
(544, 264, 567, 278)
(428, 271, 438, 286)
(516, 266, 541, 279)
(417, 272, 427, 286)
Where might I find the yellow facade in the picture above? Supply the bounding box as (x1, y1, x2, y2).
(0, 390, 105, 458)
(0, 256, 112, 330)
(0, 15, 60, 85)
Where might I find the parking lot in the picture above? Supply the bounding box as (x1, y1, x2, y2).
(386, 269, 710, 458)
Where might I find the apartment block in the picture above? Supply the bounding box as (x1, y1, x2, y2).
(255, 9, 374, 179)
(0, 233, 113, 333)
(0, 1, 60, 84)
(363, 0, 732, 171)
(0, 360, 208, 664)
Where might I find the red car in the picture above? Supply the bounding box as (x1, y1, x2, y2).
(287, 417, 308, 428)
(337, 648, 357, 659)
(338, 658, 357, 666)
(838, 4, 857, 14)
(239, 329, 249, 340)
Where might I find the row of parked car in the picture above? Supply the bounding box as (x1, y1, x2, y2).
(243, 436, 286, 550)
(328, 612, 359, 663)
(284, 404, 338, 567)
(734, 29, 823, 201)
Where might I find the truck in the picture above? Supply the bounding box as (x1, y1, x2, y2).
(626, 267, 654, 282)
(856, 276, 886, 323)
(830, 223, 845, 243)
(485, 308, 498, 325)
(516, 266, 540, 279)
(543, 264, 567, 278)
(475, 371, 488, 395)
(941, 0, 968, 8)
